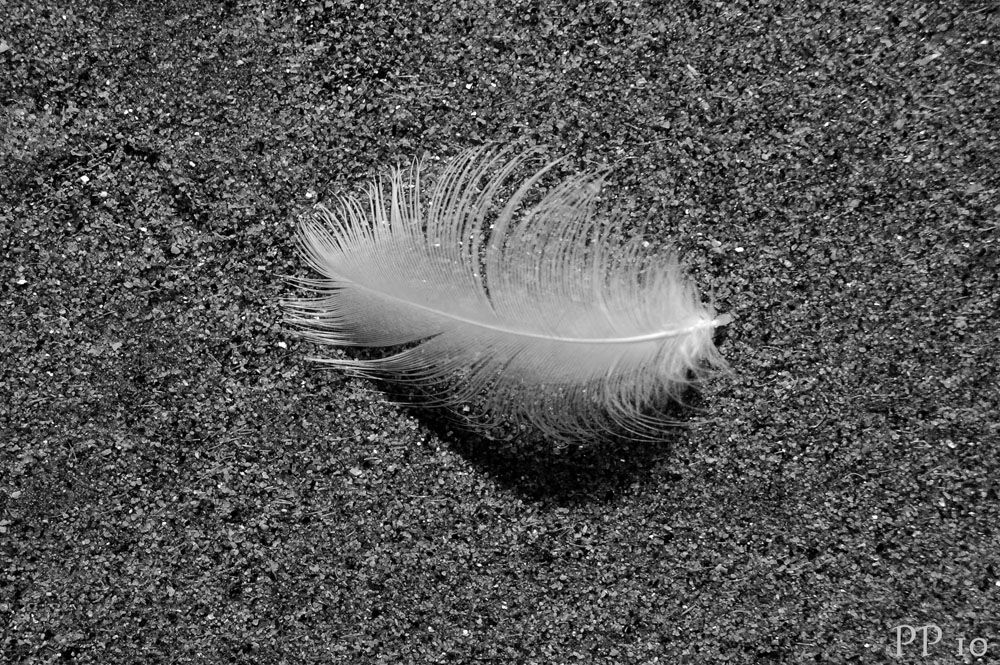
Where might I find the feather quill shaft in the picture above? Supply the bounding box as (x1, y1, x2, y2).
(283, 146, 731, 442)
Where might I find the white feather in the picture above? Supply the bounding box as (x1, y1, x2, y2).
(283, 146, 731, 442)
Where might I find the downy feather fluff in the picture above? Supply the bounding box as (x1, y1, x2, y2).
(282, 146, 731, 442)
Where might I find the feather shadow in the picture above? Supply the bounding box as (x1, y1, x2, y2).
(417, 394, 701, 504)
(282, 145, 732, 444)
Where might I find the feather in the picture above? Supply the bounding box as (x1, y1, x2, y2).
(282, 145, 731, 442)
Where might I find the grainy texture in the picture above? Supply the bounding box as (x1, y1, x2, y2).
(1, 1, 997, 664)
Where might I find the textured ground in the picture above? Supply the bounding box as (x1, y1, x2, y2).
(2, 1, 998, 663)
